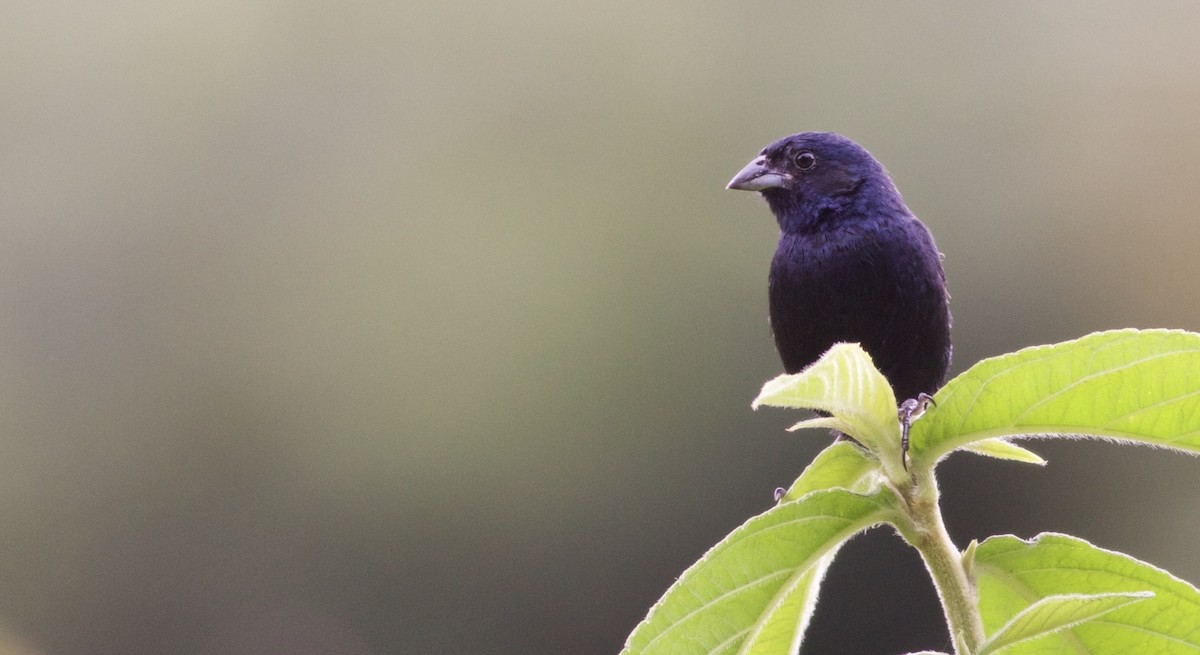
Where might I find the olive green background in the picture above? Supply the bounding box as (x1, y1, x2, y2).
(3, 2, 1199, 653)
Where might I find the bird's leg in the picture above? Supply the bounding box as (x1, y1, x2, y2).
(897, 393, 936, 470)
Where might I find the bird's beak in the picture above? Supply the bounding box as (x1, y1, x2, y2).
(726, 157, 790, 191)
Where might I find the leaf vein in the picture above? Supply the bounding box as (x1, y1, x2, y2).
(1011, 350, 1199, 424)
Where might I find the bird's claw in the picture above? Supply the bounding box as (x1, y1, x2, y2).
(898, 393, 936, 470)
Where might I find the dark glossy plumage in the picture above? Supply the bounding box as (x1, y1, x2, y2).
(728, 132, 951, 402)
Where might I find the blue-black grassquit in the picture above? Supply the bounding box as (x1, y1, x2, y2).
(727, 132, 952, 407)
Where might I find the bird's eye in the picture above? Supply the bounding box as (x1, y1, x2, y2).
(795, 152, 816, 171)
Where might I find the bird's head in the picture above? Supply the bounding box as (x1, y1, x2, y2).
(727, 132, 900, 232)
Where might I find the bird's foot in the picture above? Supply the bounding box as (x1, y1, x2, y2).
(897, 393, 936, 470)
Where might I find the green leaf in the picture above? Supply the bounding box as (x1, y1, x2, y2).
(974, 533, 1200, 654)
(960, 438, 1046, 465)
(775, 440, 878, 503)
(962, 539, 979, 580)
(976, 592, 1152, 655)
(753, 343, 902, 476)
(910, 329, 1200, 466)
(736, 552, 835, 655)
(619, 490, 895, 655)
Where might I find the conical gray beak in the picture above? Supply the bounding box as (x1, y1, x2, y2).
(726, 157, 790, 191)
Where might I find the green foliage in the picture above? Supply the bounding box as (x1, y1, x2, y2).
(752, 342, 906, 482)
(976, 591, 1151, 655)
(975, 533, 1200, 654)
(774, 440, 876, 502)
(912, 329, 1200, 467)
(621, 330, 1200, 655)
(620, 490, 895, 655)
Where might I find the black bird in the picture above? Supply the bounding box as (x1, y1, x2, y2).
(727, 132, 951, 413)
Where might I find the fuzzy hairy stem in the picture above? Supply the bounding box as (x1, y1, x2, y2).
(891, 468, 985, 654)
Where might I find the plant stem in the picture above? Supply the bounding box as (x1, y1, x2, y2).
(892, 468, 986, 654)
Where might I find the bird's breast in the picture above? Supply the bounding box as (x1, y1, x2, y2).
(767, 220, 948, 387)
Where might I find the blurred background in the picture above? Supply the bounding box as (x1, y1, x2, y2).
(2, 2, 1199, 653)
